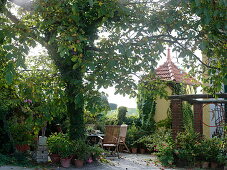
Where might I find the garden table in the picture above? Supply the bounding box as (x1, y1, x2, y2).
(87, 134, 104, 145)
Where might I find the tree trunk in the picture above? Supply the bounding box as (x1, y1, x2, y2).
(47, 45, 85, 139)
(65, 72, 85, 140)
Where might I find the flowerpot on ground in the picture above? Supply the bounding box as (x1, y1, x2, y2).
(131, 148, 137, 154)
(74, 159, 84, 168)
(50, 154, 60, 163)
(86, 157, 93, 164)
(202, 161, 209, 168)
(15, 144, 30, 152)
(140, 148, 145, 154)
(210, 162, 218, 169)
(60, 157, 72, 168)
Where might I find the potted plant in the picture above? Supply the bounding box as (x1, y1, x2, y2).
(133, 136, 152, 154)
(9, 121, 33, 152)
(89, 145, 106, 161)
(58, 135, 73, 168)
(73, 139, 90, 168)
(47, 133, 65, 163)
(126, 123, 140, 154)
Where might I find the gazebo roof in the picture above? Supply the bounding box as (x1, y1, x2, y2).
(155, 49, 198, 85)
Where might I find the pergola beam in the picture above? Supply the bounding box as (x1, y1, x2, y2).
(169, 93, 227, 101)
(190, 100, 227, 104)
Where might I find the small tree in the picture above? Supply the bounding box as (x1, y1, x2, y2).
(117, 106, 127, 125)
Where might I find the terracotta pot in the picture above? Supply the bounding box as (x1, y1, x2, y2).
(60, 157, 72, 168)
(211, 162, 218, 169)
(50, 154, 60, 163)
(131, 148, 137, 154)
(202, 161, 209, 168)
(86, 157, 93, 164)
(15, 144, 30, 152)
(74, 159, 84, 168)
(140, 148, 145, 154)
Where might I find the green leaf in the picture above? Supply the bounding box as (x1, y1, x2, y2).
(89, 0, 94, 7)
(5, 71, 13, 84)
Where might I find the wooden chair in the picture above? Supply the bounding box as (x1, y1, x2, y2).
(118, 125, 130, 153)
(99, 125, 130, 158)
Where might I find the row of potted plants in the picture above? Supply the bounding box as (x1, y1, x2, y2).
(47, 133, 105, 168)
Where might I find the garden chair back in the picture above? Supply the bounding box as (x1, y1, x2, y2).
(119, 125, 130, 153)
(103, 125, 120, 144)
(100, 125, 130, 158)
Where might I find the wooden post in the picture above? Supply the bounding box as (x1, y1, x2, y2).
(171, 99, 183, 139)
(193, 103, 203, 136)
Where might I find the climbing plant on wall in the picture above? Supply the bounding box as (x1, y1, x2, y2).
(137, 74, 168, 133)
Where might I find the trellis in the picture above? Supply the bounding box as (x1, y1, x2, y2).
(169, 93, 227, 138)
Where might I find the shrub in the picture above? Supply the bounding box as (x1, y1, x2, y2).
(133, 135, 153, 149)
(73, 139, 91, 160)
(175, 131, 201, 165)
(117, 106, 127, 125)
(147, 128, 174, 166)
(126, 123, 140, 148)
(199, 137, 225, 163)
(47, 133, 68, 155)
(8, 121, 34, 145)
(88, 145, 106, 159)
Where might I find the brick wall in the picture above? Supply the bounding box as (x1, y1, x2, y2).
(171, 99, 183, 139)
(193, 103, 203, 135)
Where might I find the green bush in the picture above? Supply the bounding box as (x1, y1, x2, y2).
(175, 130, 226, 165)
(48, 133, 69, 155)
(88, 145, 106, 159)
(117, 106, 127, 125)
(73, 139, 90, 160)
(148, 128, 174, 166)
(133, 135, 153, 149)
(175, 131, 201, 165)
(126, 123, 141, 147)
(8, 121, 34, 145)
(199, 137, 225, 163)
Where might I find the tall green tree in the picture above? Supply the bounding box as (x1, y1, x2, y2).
(1, 0, 226, 139)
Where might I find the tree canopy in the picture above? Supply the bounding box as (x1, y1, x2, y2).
(0, 0, 226, 138)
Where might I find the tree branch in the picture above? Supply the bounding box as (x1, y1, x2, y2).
(3, 8, 47, 47)
(4, 8, 20, 24)
(174, 40, 219, 70)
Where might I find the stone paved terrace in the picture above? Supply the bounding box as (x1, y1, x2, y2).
(0, 153, 177, 170)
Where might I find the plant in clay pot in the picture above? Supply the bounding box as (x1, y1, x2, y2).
(89, 145, 106, 161)
(126, 123, 140, 153)
(8, 120, 33, 152)
(73, 139, 89, 168)
(58, 135, 73, 168)
(130, 142, 138, 154)
(47, 133, 66, 163)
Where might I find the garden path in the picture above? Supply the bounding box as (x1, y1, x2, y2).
(0, 154, 176, 170)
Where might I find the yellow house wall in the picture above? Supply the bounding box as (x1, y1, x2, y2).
(155, 85, 195, 123)
(202, 54, 211, 138)
(154, 86, 172, 122)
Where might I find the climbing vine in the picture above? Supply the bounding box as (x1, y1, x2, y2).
(137, 74, 168, 133)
